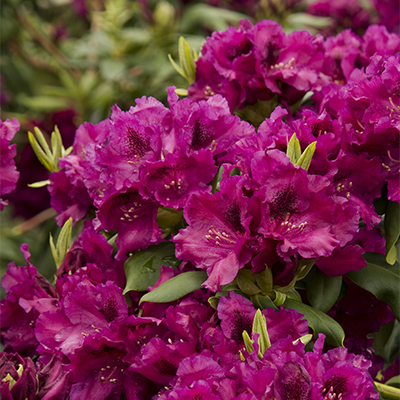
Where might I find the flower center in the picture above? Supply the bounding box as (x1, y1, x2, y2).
(270, 185, 298, 222)
(125, 126, 151, 159)
(191, 120, 212, 151)
(322, 374, 348, 400)
(224, 202, 245, 234)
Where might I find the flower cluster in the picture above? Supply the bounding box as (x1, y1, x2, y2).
(1, 10, 400, 400)
(0, 261, 379, 400)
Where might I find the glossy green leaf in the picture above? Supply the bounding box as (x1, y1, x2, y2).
(304, 267, 342, 312)
(139, 271, 207, 304)
(284, 298, 345, 347)
(123, 242, 179, 294)
(255, 266, 273, 294)
(251, 294, 279, 311)
(385, 375, 400, 389)
(385, 201, 400, 265)
(346, 253, 400, 319)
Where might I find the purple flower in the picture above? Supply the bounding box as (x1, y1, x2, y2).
(317, 345, 379, 399)
(35, 354, 73, 400)
(95, 189, 161, 260)
(253, 150, 352, 260)
(252, 20, 324, 95)
(48, 155, 93, 226)
(130, 337, 194, 386)
(0, 118, 20, 210)
(0, 245, 57, 356)
(139, 149, 217, 209)
(83, 98, 169, 206)
(167, 86, 255, 164)
(174, 173, 253, 291)
(56, 220, 123, 286)
(217, 291, 256, 346)
(35, 280, 128, 358)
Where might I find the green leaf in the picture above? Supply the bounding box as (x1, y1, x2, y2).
(293, 334, 313, 346)
(178, 36, 196, 84)
(27, 180, 51, 188)
(273, 291, 286, 306)
(237, 269, 261, 296)
(168, 54, 185, 78)
(296, 141, 316, 171)
(304, 267, 342, 312)
(385, 375, 400, 389)
(251, 294, 279, 311)
(286, 133, 301, 165)
(284, 298, 345, 347)
(346, 253, 400, 319)
(252, 309, 271, 358)
(28, 131, 54, 172)
(139, 271, 208, 304)
(123, 242, 179, 294)
(242, 330, 254, 354)
(385, 201, 400, 265)
(50, 217, 73, 269)
(374, 381, 400, 400)
(255, 266, 273, 294)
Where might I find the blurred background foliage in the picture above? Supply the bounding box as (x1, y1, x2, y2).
(0, 0, 395, 282)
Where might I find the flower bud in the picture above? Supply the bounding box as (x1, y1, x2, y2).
(0, 352, 38, 400)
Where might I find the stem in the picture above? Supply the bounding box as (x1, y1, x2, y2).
(12, 208, 57, 236)
(16, 7, 82, 81)
(374, 382, 400, 400)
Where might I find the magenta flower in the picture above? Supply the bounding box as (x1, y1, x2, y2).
(95, 189, 161, 260)
(174, 173, 253, 291)
(0, 245, 57, 356)
(0, 118, 20, 210)
(139, 149, 217, 209)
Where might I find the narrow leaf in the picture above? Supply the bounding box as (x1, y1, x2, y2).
(139, 271, 207, 304)
(346, 253, 400, 319)
(304, 267, 342, 312)
(385, 201, 400, 265)
(54, 217, 73, 268)
(28, 132, 54, 172)
(242, 330, 254, 354)
(51, 126, 63, 165)
(168, 54, 185, 77)
(284, 298, 345, 347)
(293, 334, 313, 346)
(28, 180, 51, 188)
(49, 234, 59, 269)
(252, 309, 271, 357)
(296, 141, 316, 171)
(34, 127, 52, 158)
(286, 133, 301, 165)
(178, 36, 196, 84)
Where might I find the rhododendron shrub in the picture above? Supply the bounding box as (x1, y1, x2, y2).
(1, 14, 400, 400)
